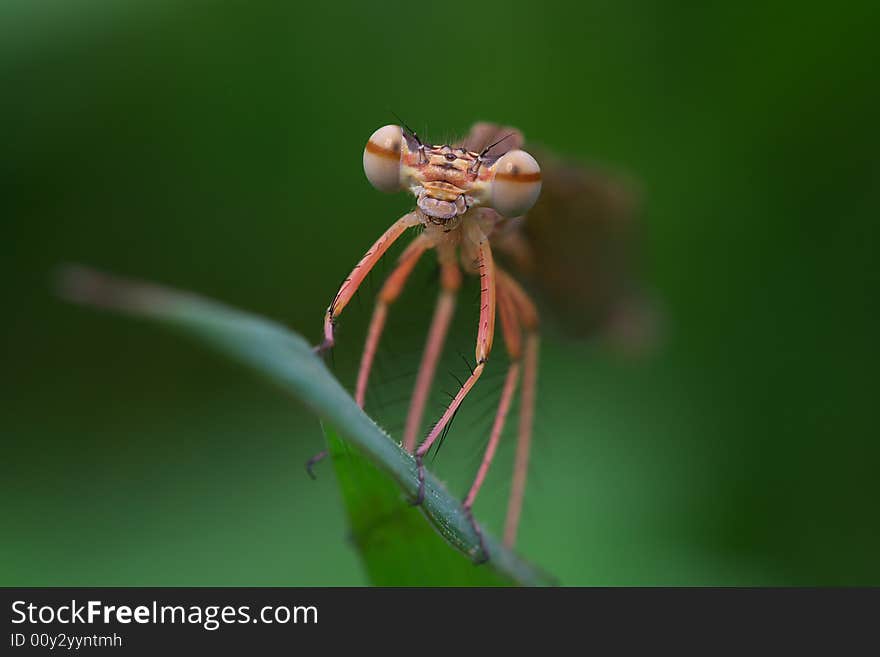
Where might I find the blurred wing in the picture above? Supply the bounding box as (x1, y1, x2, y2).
(461, 123, 656, 350)
(513, 144, 655, 349)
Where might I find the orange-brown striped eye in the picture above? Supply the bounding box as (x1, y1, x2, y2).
(489, 149, 542, 217)
(363, 125, 404, 193)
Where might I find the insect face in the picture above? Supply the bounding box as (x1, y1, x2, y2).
(362, 124, 542, 222)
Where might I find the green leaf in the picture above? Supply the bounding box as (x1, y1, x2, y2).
(323, 425, 509, 585)
(60, 265, 555, 586)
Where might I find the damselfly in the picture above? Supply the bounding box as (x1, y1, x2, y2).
(317, 121, 643, 559)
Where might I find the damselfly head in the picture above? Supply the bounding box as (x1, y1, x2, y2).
(363, 124, 542, 221)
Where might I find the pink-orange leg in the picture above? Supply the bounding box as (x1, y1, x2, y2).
(457, 274, 528, 561)
(354, 235, 430, 407)
(402, 258, 462, 452)
(462, 278, 523, 505)
(414, 223, 496, 506)
(504, 332, 538, 547)
(496, 270, 540, 548)
(319, 212, 421, 352)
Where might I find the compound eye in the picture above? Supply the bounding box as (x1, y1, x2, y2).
(490, 149, 542, 217)
(363, 125, 404, 193)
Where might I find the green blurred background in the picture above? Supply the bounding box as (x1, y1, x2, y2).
(2, 0, 878, 585)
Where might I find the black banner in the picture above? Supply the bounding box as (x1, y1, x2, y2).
(2, 588, 876, 653)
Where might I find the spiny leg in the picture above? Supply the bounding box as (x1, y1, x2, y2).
(402, 256, 462, 453)
(318, 212, 421, 352)
(460, 280, 525, 562)
(307, 212, 419, 478)
(496, 270, 540, 549)
(355, 234, 430, 407)
(413, 222, 496, 507)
